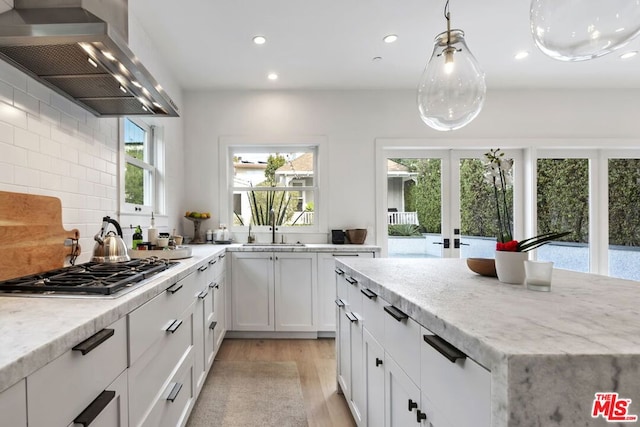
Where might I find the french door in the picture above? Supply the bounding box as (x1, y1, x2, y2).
(379, 148, 523, 259)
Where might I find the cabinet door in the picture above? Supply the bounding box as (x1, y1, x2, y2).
(385, 355, 421, 427)
(336, 301, 352, 400)
(213, 275, 226, 351)
(67, 369, 128, 427)
(231, 252, 274, 331)
(193, 282, 208, 392)
(0, 380, 26, 427)
(364, 329, 385, 427)
(274, 252, 317, 331)
(317, 252, 374, 332)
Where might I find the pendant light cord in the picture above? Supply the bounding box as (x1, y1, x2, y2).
(444, 0, 451, 46)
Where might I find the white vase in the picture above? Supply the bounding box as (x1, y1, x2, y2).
(494, 250, 528, 284)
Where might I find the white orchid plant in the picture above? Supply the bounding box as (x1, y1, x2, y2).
(483, 148, 569, 252)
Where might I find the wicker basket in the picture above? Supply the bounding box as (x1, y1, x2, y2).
(345, 229, 367, 244)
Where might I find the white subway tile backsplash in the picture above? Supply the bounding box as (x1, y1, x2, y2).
(79, 181, 95, 196)
(1, 142, 28, 167)
(27, 114, 52, 138)
(0, 60, 27, 92)
(40, 138, 61, 158)
(0, 102, 27, 129)
(100, 171, 111, 186)
(59, 113, 79, 134)
(14, 165, 39, 187)
(39, 102, 61, 125)
(13, 89, 39, 117)
(100, 197, 115, 211)
(78, 151, 93, 168)
(87, 196, 101, 210)
(0, 120, 13, 144)
(27, 151, 51, 171)
(14, 127, 39, 151)
(0, 80, 12, 105)
(63, 146, 79, 164)
(26, 77, 51, 104)
(0, 162, 14, 184)
(86, 167, 100, 183)
(69, 163, 86, 180)
(106, 161, 117, 175)
(51, 92, 87, 123)
(60, 175, 78, 194)
(39, 171, 61, 190)
(93, 157, 107, 172)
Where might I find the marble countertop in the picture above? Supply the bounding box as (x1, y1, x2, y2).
(336, 258, 640, 427)
(223, 243, 381, 253)
(0, 243, 379, 394)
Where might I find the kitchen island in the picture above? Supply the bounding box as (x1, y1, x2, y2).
(335, 257, 640, 427)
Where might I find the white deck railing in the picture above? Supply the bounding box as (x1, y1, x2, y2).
(387, 211, 419, 225)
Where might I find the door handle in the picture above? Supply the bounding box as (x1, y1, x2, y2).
(454, 238, 470, 249)
(432, 238, 450, 248)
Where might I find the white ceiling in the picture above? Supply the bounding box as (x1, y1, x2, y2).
(131, 0, 640, 91)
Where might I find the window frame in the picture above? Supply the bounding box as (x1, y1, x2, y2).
(120, 117, 160, 215)
(219, 136, 327, 235)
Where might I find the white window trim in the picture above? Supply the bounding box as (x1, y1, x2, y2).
(119, 117, 165, 216)
(219, 136, 328, 234)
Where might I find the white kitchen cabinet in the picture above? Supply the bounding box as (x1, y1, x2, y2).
(230, 252, 316, 332)
(205, 252, 226, 366)
(192, 263, 210, 392)
(385, 355, 421, 427)
(420, 327, 490, 427)
(231, 252, 274, 331)
(67, 369, 129, 427)
(128, 271, 198, 427)
(274, 252, 317, 331)
(27, 316, 127, 427)
(363, 329, 384, 427)
(317, 252, 374, 332)
(0, 379, 26, 427)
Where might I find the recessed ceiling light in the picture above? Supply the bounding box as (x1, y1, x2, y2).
(383, 34, 398, 44)
(267, 73, 278, 80)
(620, 51, 638, 60)
(514, 51, 530, 60)
(253, 36, 267, 45)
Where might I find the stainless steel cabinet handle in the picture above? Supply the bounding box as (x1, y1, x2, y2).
(166, 382, 183, 402)
(72, 328, 114, 355)
(73, 390, 116, 426)
(423, 334, 467, 363)
(166, 319, 182, 333)
(384, 305, 408, 322)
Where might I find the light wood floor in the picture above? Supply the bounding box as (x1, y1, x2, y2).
(215, 338, 356, 427)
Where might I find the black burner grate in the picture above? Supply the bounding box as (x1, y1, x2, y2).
(0, 258, 177, 296)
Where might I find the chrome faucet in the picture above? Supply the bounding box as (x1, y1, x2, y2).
(269, 208, 276, 244)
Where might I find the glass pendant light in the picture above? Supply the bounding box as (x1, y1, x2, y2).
(417, 1, 486, 131)
(530, 0, 640, 61)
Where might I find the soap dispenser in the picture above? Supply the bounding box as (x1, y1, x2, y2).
(148, 212, 158, 246)
(132, 225, 143, 249)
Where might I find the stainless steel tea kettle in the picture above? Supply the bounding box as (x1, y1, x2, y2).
(92, 216, 130, 263)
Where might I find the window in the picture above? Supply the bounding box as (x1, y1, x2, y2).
(230, 147, 317, 229)
(123, 118, 156, 213)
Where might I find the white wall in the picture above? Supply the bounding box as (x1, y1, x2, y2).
(183, 88, 640, 244)
(0, 7, 184, 264)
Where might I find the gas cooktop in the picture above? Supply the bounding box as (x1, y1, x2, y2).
(0, 257, 177, 297)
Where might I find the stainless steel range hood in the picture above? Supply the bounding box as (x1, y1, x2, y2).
(0, 0, 179, 117)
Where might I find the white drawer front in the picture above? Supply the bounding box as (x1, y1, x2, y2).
(27, 316, 127, 427)
(361, 287, 387, 346)
(129, 305, 194, 427)
(383, 304, 421, 380)
(421, 327, 491, 427)
(345, 274, 363, 315)
(0, 379, 26, 427)
(141, 347, 195, 427)
(129, 271, 197, 364)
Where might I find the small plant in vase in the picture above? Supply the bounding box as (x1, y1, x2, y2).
(484, 148, 569, 283)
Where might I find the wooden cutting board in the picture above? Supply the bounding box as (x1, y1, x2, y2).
(0, 191, 81, 281)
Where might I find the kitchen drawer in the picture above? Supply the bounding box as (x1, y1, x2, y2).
(27, 316, 127, 427)
(345, 273, 363, 315)
(67, 368, 128, 427)
(129, 303, 194, 427)
(0, 379, 26, 427)
(383, 304, 421, 380)
(361, 285, 387, 346)
(141, 347, 195, 427)
(335, 267, 349, 301)
(129, 271, 197, 364)
(420, 326, 491, 427)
